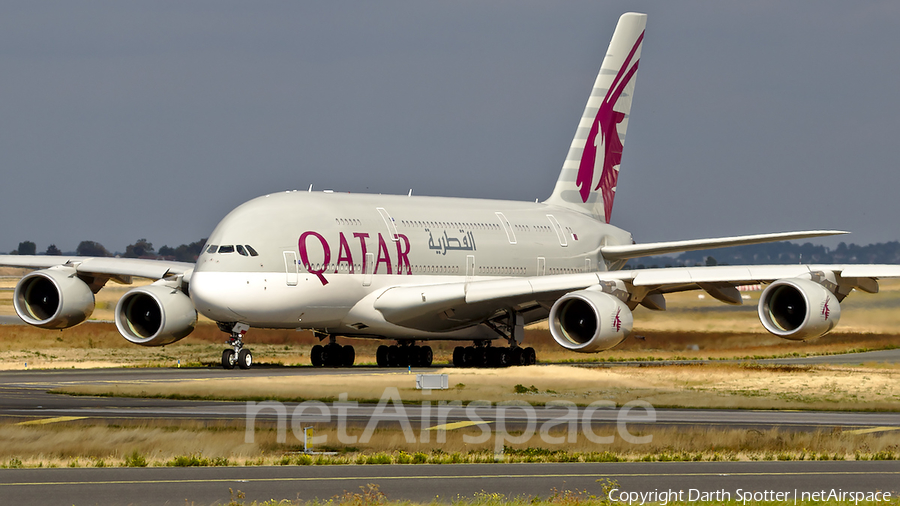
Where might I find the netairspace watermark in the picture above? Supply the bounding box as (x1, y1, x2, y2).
(608, 488, 893, 505)
(244, 387, 656, 454)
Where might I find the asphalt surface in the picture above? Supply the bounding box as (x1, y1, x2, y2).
(1, 353, 899, 505)
(0, 461, 898, 506)
(2, 367, 900, 433)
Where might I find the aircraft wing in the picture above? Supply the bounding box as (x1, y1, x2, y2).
(374, 264, 900, 331)
(599, 230, 847, 260)
(0, 255, 194, 283)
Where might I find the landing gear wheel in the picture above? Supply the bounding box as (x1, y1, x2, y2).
(342, 345, 356, 367)
(511, 347, 525, 366)
(524, 347, 537, 366)
(386, 346, 400, 368)
(376, 345, 389, 367)
(462, 347, 476, 368)
(222, 349, 235, 370)
(452, 347, 465, 367)
(311, 345, 324, 367)
(238, 349, 253, 370)
(498, 348, 511, 367)
(420, 346, 433, 367)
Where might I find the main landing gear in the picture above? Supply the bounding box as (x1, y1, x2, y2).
(220, 322, 253, 370)
(310, 340, 356, 367)
(375, 342, 433, 368)
(452, 341, 535, 368)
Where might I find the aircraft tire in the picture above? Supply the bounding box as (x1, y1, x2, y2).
(452, 347, 464, 367)
(238, 349, 252, 370)
(511, 347, 525, 366)
(342, 345, 355, 367)
(524, 347, 536, 366)
(475, 347, 488, 368)
(486, 347, 500, 367)
(420, 346, 433, 367)
(376, 345, 388, 367)
(498, 348, 511, 367)
(222, 349, 235, 370)
(386, 346, 400, 367)
(462, 347, 475, 368)
(397, 346, 410, 368)
(311, 345, 324, 367)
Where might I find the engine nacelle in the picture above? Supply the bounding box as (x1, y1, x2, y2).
(758, 278, 841, 340)
(549, 290, 633, 352)
(115, 284, 197, 346)
(14, 267, 95, 329)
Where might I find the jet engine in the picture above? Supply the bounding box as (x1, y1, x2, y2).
(549, 289, 633, 352)
(758, 278, 840, 340)
(14, 267, 95, 329)
(115, 284, 197, 346)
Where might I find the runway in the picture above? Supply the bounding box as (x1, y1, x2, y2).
(2, 367, 900, 433)
(1, 461, 898, 506)
(1, 358, 899, 504)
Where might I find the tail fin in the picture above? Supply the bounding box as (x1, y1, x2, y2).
(545, 12, 646, 223)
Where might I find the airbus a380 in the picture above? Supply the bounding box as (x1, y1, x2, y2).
(3, 13, 899, 370)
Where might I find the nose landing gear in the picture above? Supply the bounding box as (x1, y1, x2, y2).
(219, 322, 253, 370)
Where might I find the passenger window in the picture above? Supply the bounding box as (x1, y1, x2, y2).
(206, 245, 218, 254)
(236, 245, 248, 256)
(219, 245, 235, 254)
(245, 245, 259, 256)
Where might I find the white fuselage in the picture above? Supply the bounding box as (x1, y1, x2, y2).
(189, 191, 633, 341)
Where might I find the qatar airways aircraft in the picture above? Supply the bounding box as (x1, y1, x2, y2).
(3, 13, 899, 370)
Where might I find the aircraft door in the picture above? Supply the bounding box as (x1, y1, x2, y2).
(537, 257, 546, 276)
(377, 207, 399, 241)
(283, 251, 298, 286)
(495, 212, 517, 244)
(546, 214, 568, 246)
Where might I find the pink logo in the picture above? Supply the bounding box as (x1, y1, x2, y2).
(612, 307, 622, 333)
(821, 297, 831, 320)
(575, 31, 643, 223)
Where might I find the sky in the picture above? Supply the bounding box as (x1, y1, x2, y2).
(1, 1, 899, 254)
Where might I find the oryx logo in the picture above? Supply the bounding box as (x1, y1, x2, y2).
(612, 307, 623, 333)
(821, 296, 831, 320)
(575, 31, 643, 223)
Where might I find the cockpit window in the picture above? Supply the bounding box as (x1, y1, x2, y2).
(206, 245, 218, 254)
(245, 245, 259, 257)
(236, 245, 248, 256)
(218, 245, 235, 254)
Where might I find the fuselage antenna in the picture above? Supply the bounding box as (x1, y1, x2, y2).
(408, 189, 413, 197)
(308, 184, 313, 192)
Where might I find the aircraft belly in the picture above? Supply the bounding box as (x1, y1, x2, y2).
(190, 271, 354, 327)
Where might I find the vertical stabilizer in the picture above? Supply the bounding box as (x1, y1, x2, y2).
(545, 12, 646, 223)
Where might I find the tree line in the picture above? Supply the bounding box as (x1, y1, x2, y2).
(10, 238, 900, 267)
(626, 241, 900, 269)
(8, 238, 208, 263)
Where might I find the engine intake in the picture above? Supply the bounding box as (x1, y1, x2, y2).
(115, 284, 197, 346)
(549, 290, 633, 352)
(758, 278, 840, 340)
(14, 267, 95, 329)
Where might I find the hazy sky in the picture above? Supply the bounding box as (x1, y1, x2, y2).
(2, 1, 898, 254)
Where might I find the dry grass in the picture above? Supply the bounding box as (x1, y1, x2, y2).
(1, 417, 899, 469)
(54, 363, 900, 411)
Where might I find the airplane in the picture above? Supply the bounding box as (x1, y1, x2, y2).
(3, 12, 899, 371)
